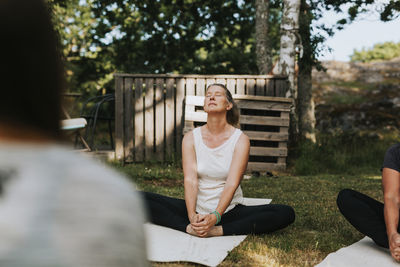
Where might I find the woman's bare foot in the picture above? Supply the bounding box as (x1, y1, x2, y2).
(186, 224, 223, 237)
(206, 226, 223, 237)
(186, 224, 199, 236)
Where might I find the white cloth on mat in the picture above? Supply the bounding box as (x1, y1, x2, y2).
(145, 197, 271, 267)
(316, 236, 397, 267)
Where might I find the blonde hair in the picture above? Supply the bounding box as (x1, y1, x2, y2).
(206, 83, 240, 127)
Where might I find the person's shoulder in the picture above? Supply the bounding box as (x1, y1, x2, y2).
(234, 130, 250, 150)
(237, 128, 249, 143)
(182, 128, 196, 144)
(383, 143, 400, 173)
(385, 143, 400, 158)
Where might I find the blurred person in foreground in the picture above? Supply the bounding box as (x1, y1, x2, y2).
(337, 143, 400, 262)
(0, 0, 148, 266)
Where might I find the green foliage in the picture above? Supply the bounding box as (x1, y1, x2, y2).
(292, 131, 399, 175)
(350, 41, 400, 62)
(47, 0, 282, 96)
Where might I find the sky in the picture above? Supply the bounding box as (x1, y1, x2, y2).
(316, 5, 400, 62)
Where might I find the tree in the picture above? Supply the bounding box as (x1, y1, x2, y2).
(273, 0, 301, 140)
(255, 0, 272, 74)
(50, 0, 280, 95)
(297, 0, 316, 143)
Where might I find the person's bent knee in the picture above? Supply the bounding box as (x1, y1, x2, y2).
(337, 188, 355, 211)
(286, 205, 295, 225)
(278, 205, 295, 226)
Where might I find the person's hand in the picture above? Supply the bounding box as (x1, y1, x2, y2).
(389, 232, 400, 261)
(189, 213, 202, 224)
(190, 213, 217, 237)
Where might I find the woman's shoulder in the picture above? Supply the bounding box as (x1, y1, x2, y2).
(383, 143, 400, 172)
(385, 143, 400, 158)
(182, 128, 196, 147)
(233, 129, 250, 150)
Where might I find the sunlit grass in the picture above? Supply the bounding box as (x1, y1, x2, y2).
(110, 162, 384, 266)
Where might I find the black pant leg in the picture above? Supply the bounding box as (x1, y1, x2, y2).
(220, 204, 295, 235)
(337, 189, 389, 248)
(141, 191, 189, 232)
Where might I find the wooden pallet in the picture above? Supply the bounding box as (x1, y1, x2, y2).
(184, 95, 292, 172)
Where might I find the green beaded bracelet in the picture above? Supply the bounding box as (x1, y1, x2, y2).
(211, 210, 221, 224)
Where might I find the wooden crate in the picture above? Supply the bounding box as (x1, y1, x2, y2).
(184, 95, 292, 172)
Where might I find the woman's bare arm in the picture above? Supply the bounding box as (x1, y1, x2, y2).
(382, 167, 400, 261)
(182, 131, 199, 223)
(216, 133, 250, 215)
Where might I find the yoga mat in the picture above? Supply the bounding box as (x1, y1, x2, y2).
(145, 197, 271, 267)
(316, 237, 397, 267)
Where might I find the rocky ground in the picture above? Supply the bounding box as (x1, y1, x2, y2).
(312, 57, 400, 134)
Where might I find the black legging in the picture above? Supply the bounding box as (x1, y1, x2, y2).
(141, 191, 295, 235)
(337, 188, 400, 248)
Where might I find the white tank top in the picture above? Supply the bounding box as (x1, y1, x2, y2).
(193, 127, 244, 214)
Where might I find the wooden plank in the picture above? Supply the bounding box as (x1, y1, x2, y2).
(250, 147, 287, 157)
(115, 76, 124, 161)
(236, 100, 291, 112)
(246, 78, 255, 95)
(165, 78, 175, 161)
(240, 115, 290, 127)
(244, 131, 289, 141)
(216, 78, 226, 85)
(186, 78, 195, 96)
(185, 111, 207, 122)
(278, 112, 289, 165)
(236, 79, 245, 95)
(227, 79, 236, 95)
(247, 162, 286, 172)
(196, 78, 205, 96)
(134, 78, 144, 162)
(206, 78, 216, 88)
(256, 79, 265, 96)
(185, 95, 205, 106)
(276, 79, 288, 97)
(233, 94, 292, 103)
(176, 78, 185, 160)
(123, 78, 134, 162)
(144, 78, 154, 161)
(266, 79, 274, 96)
(155, 78, 164, 162)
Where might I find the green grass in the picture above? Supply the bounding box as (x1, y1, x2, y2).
(110, 162, 384, 267)
(291, 131, 399, 175)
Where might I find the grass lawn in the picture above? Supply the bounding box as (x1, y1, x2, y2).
(111, 163, 383, 267)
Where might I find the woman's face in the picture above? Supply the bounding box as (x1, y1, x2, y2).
(203, 85, 232, 113)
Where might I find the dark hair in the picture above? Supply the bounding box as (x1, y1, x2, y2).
(206, 83, 240, 127)
(0, 0, 64, 138)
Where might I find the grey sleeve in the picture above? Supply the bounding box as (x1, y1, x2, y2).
(382, 143, 400, 173)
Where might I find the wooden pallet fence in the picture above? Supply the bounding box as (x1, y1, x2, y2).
(114, 74, 288, 163)
(184, 95, 292, 172)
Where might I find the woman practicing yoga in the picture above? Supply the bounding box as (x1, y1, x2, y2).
(337, 143, 400, 261)
(143, 83, 295, 237)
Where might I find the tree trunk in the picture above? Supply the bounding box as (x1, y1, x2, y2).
(274, 0, 300, 138)
(298, 0, 316, 143)
(255, 0, 271, 74)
